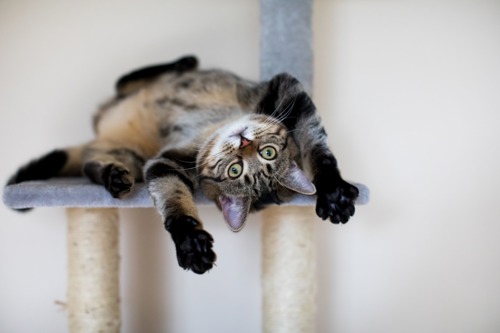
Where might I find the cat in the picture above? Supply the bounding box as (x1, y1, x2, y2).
(7, 55, 359, 274)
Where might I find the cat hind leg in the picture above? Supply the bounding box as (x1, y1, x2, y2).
(115, 55, 199, 97)
(7, 145, 85, 186)
(6, 145, 86, 211)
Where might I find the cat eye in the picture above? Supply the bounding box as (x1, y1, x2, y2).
(259, 146, 277, 160)
(228, 162, 243, 178)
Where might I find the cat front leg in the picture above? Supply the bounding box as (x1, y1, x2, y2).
(258, 73, 359, 224)
(145, 152, 216, 274)
(83, 145, 145, 198)
(310, 151, 359, 224)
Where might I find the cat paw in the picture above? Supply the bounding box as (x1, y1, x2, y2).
(103, 165, 134, 198)
(315, 178, 359, 224)
(166, 216, 216, 274)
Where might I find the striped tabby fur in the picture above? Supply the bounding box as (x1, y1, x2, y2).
(7, 56, 358, 274)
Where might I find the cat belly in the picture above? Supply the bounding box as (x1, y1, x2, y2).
(95, 91, 162, 157)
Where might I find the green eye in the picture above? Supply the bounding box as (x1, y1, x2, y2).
(259, 146, 277, 160)
(228, 162, 243, 178)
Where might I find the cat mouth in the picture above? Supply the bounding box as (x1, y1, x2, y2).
(239, 136, 252, 148)
(228, 126, 254, 149)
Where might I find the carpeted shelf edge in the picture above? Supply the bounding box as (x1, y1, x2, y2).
(3, 178, 369, 209)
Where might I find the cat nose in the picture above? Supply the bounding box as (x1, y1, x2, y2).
(240, 136, 252, 148)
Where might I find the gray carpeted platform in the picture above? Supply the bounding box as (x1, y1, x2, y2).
(3, 178, 369, 209)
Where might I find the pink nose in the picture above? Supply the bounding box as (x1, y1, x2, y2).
(240, 136, 252, 148)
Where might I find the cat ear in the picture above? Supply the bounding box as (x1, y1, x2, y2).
(278, 161, 316, 195)
(218, 195, 252, 232)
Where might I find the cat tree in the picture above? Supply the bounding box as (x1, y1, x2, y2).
(3, 0, 369, 332)
(260, 1, 317, 332)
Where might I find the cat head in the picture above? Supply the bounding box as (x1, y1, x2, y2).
(198, 114, 315, 232)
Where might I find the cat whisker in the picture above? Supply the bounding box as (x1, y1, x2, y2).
(273, 96, 297, 124)
(269, 95, 296, 121)
(190, 149, 232, 172)
(257, 95, 297, 134)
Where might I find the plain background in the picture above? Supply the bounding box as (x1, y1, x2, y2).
(1, 0, 499, 332)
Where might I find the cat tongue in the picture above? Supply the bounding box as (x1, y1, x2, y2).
(218, 195, 250, 232)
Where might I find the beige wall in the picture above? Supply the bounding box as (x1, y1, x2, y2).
(1, 1, 499, 332)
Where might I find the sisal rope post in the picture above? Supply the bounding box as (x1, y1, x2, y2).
(260, 0, 316, 332)
(67, 208, 121, 333)
(261, 207, 317, 333)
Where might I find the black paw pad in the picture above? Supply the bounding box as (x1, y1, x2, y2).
(166, 216, 216, 274)
(315, 179, 359, 224)
(103, 165, 133, 198)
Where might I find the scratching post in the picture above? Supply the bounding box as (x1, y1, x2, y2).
(261, 207, 317, 333)
(67, 208, 120, 333)
(260, 0, 316, 332)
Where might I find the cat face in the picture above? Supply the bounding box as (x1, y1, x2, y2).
(198, 114, 315, 231)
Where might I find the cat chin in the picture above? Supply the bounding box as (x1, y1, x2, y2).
(228, 125, 248, 138)
(220, 114, 263, 137)
(218, 116, 254, 140)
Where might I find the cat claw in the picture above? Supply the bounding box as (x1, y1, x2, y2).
(166, 216, 216, 274)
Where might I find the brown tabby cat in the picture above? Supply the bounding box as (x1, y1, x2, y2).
(7, 56, 359, 274)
